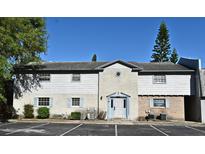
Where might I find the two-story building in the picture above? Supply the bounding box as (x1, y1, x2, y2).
(13, 59, 195, 120)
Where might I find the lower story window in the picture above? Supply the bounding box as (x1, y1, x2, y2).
(153, 99, 166, 107)
(38, 97, 50, 106)
(72, 98, 80, 106)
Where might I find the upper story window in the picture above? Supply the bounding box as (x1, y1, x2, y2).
(72, 74, 81, 82)
(39, 74, 50, 81)
(38, 97, 50, 106)
(153, 75, 166, 84)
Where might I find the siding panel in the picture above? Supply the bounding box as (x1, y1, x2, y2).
(138, 75, 192, 95)
(31, 74, 98, 94)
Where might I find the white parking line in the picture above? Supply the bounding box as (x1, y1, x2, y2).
(150, 125, 169, 136)
(115, 124, 118, 136)
(185, 125, 205, 134)
(60, 124, 83, 136)
(5, 123, 50, 135)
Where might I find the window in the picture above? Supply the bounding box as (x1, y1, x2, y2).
(153, 75, 166, 84)
(72, 74, 81, 82)
(39, 74, 50, 81)
(153, 99, 166, 107)
(116, 72, 121, 77)
(38, 97, 50, 106)
(72, 98, 80, 106)
(111, 99, 113, 108)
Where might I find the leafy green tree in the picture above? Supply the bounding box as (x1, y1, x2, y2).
(0, 56, 12, 102)
(92, 54, 97, 62)
(151, 21, 171, 62)
(0, 17, 47, 103)
(170, 48, 179, 64)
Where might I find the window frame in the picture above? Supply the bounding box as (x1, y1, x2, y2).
(71, 97, 80, 107)
(116, 71, 121, 77)
(72, 74, 81, 82)
(39, 74, 51, 82)
(38, 97, 50, 107)
(153, 75, 166, 84)
(153, 98, 166, 108)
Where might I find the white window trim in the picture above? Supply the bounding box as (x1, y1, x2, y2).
(152, 98, 167, 108)
(152, 75, 166, 84)
(37, 97, 50, 107)
(71, 97, 80, 107)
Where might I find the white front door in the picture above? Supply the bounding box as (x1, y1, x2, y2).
(113, 98, 126, 118)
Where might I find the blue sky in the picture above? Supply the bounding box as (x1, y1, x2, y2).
(42, 17, 205, 67)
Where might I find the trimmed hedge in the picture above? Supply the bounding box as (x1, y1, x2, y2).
(37, 107, 49, 119)
(24, 104, 34, 118)
(70, 112, 81, 120)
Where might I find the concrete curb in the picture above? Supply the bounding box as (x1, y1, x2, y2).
(7, 119, 204, 126)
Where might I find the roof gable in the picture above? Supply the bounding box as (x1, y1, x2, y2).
(96, 60, 142, 71)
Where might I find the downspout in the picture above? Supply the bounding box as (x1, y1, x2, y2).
(97, 72, 100, 116)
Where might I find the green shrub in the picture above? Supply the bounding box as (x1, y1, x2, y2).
(70, 112, 81, 120)
(24, 104, 34, 118)
(37, 107, 49, 119)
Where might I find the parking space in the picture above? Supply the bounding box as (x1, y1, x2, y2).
(6, 123, 79, 136)
(117, 125, 165, 136)
(1, 122, 205, 136)
(152, 125, 205, 136)
(0, 123, 48, 136)
(65, 124, 115, 136)
(189, 125, 205, 132)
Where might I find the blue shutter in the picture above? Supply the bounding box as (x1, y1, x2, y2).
(107, 99, 111, 120)
(150, 99, 154, 107)
(49, 98, 53, 107)
(166, 98, 170, 108)
(126, 98, 129, 118)
(80, 98, 84, 108)
(34, 97, 38, 107)
(67, 98, 71, 108)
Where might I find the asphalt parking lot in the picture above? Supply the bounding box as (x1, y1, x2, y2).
(0, 122, 205, 136)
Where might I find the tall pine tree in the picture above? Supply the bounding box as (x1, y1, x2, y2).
(151, 22, 171, 62)
(170, 48, 179, 64)
(92, 54, 97, 62)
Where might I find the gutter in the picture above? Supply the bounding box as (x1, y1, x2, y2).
(139, 70, 195, 73)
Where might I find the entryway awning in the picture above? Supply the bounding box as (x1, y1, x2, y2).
(106, 92, 130, 98)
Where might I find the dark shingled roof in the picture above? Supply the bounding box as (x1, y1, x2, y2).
(22, 60, 194, 72)
(34, 62, 107, 71)
(130, 62, 193, 72)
